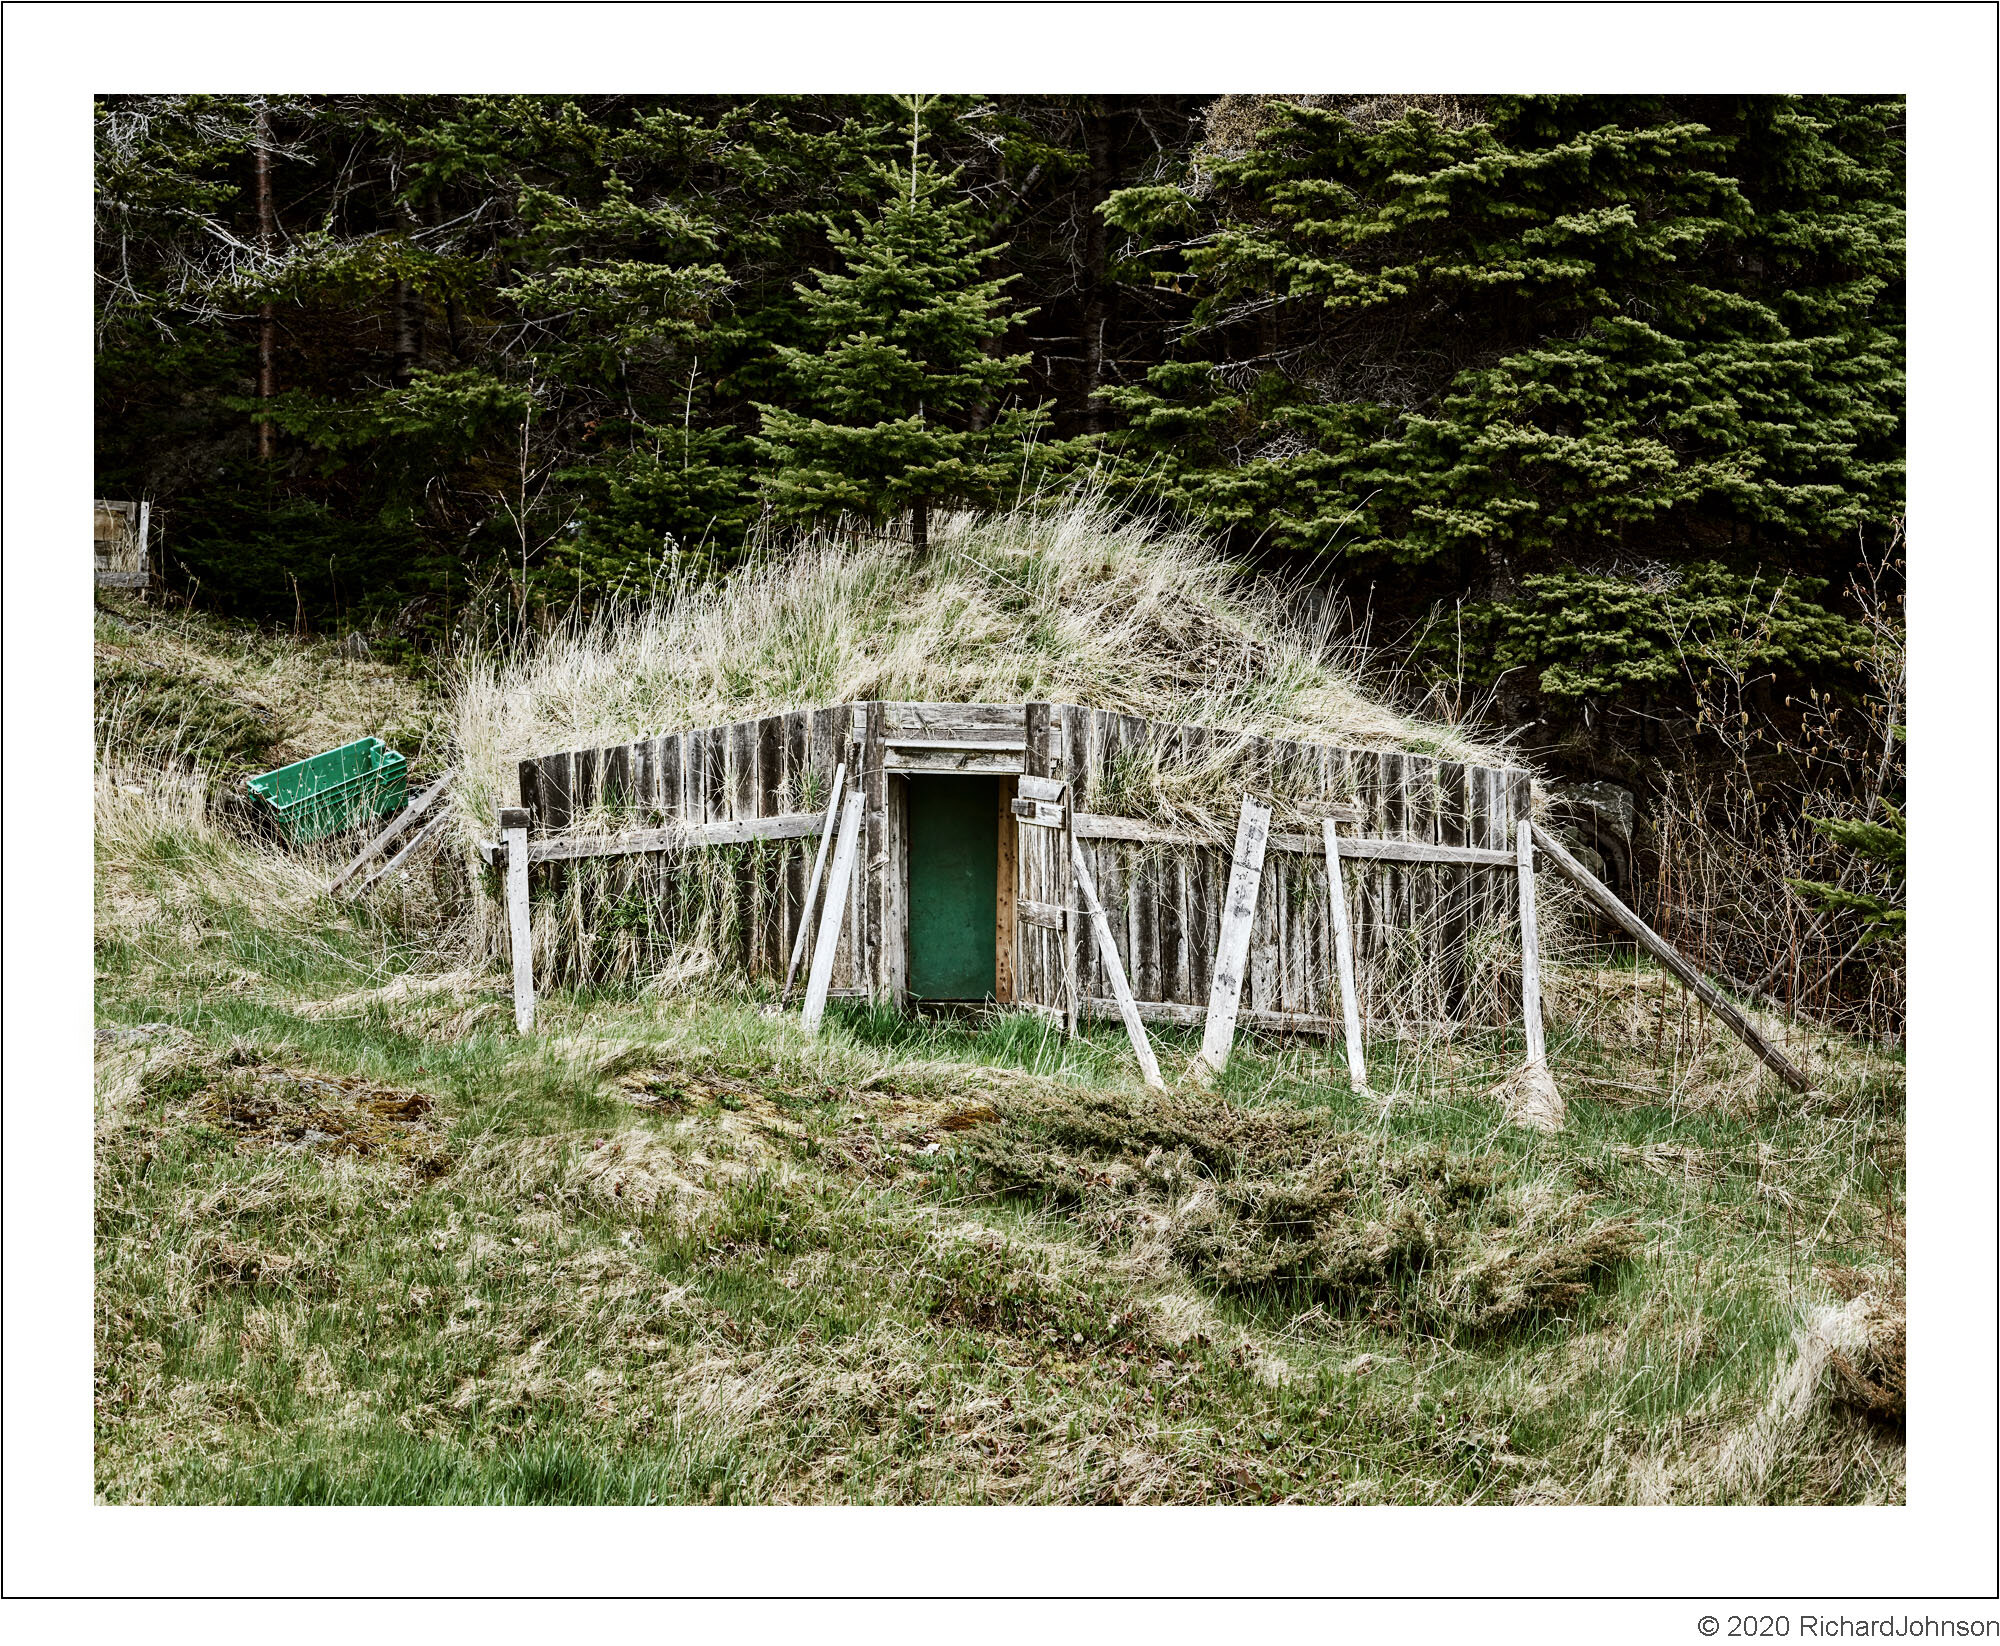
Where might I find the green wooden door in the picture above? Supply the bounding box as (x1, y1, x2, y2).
(906, 777, 998, 1001)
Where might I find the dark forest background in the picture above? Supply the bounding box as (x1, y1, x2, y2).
(94, 94, 1906, 1011)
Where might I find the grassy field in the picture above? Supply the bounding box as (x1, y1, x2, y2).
(91, 583, 1906, 1506)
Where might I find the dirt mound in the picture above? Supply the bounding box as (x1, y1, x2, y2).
(197, 1065, 448, 1172)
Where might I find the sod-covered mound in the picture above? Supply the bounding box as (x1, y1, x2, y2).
(449, 497, 1508, 830)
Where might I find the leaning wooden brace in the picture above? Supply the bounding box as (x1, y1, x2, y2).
(780, 760, 848, 1005)
(800, 794, 866, 1038)
(1530, 821, 1814, 1094)
(1070, 837, 1166, 1090)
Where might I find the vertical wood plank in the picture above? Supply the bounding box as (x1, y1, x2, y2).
(601, 743, 632, 818)
(661, 733, 684, 822)
(1436, 760, 1470, 1020)
(537, 752, 574, 831)
(1323, 819, 1367, 1092)
(633, 736, 657, 821)
(703, 724, 728, 823)
(1467, 761, 1494, 1019)
(757, 714, 785, 975)
(571, 747, 600, 819)
(1198, 796, 1272, 1079)
(1355, 750, 1386, 1023)
(783, 712, 810, 970)
(862, 701, 890, 1003)
(501, 807, 535, 1034)
(995, 775, 1018, 1005)
(1057, 707, 1082, 1032)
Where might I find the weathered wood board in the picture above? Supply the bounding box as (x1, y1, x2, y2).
(516, 699, 1531, 1029)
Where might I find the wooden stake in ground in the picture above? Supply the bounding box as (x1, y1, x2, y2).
(1516, 819, 1546, 1065)
(800, 793, 865, 1038)
(779, 760, 847, 1004)
(1197, 795, 1271, 1081)
(1321, 818, 1368, 1092)
(1497, 817, 1564, 1132)
(329, 771, 454, 895)
(1529, 820, 1815, 1094)
(1070, 837, 1166, 1091)
(501, 807, 534, 1034)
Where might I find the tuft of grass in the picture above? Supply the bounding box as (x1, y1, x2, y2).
(96, 593, 433, 776)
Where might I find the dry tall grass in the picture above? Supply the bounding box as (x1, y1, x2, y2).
(95, 594, 431, 775)
(446, 496, 1508, 831)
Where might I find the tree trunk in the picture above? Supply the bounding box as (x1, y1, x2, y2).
(1486, 539, 1535, 725)
(910, 498, 930, 559)
(392, 278, 424, 386)
(1080, 103, 1114, 435)
(255, 105, 276, 460)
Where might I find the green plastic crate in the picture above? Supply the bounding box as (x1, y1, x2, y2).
(245, 737, 408, 844)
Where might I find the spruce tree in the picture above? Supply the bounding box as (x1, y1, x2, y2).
(755, 121, 1045, 555)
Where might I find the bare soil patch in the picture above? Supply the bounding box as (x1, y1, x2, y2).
(198, 1065, 448, 1173)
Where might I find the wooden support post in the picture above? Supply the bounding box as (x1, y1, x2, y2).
(801, 793, 865, 1038)
(1516, 818, 1545, 1065)
(1197, 796, 1271, 1081)
(1529, 821, 1815, 1093)
(500, 807, 534, 1034)
(1070, 837, 1166, 1091)
(780, 761, 846, 1004)
(1321, 818, 1367, 1092)
(330, 771, 454, 895)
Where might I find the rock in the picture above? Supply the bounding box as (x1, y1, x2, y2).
(1546, 780, 1638, 894)
(340, 632, 371, 660)
(1569, 842, 1609, 883)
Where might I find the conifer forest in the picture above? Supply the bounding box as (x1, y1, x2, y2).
(95, 92, 1906, 1032)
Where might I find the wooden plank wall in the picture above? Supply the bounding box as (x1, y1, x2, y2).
(519, 704, 864, 993)
(1030, 704, 1529, 1029)
(519, 699, 1529, 1029)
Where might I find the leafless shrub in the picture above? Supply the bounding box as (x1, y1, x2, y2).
(1651, 536, 1905, 1040)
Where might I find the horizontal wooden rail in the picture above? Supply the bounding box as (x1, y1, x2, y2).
(501, 810, 829, 866)
(1070, 811, 1508, 866)
(1082, 996, 1336, 1036)
(501, 809, 1509, 871)
(883, 737, 1028, 752)
(1018, 898, 1067, 931)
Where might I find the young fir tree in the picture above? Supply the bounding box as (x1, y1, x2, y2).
(755, 129, 1046, 555)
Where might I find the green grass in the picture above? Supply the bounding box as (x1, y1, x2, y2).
(95, 875, 1906, 1503)
(92, 603, 1906, 1507)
